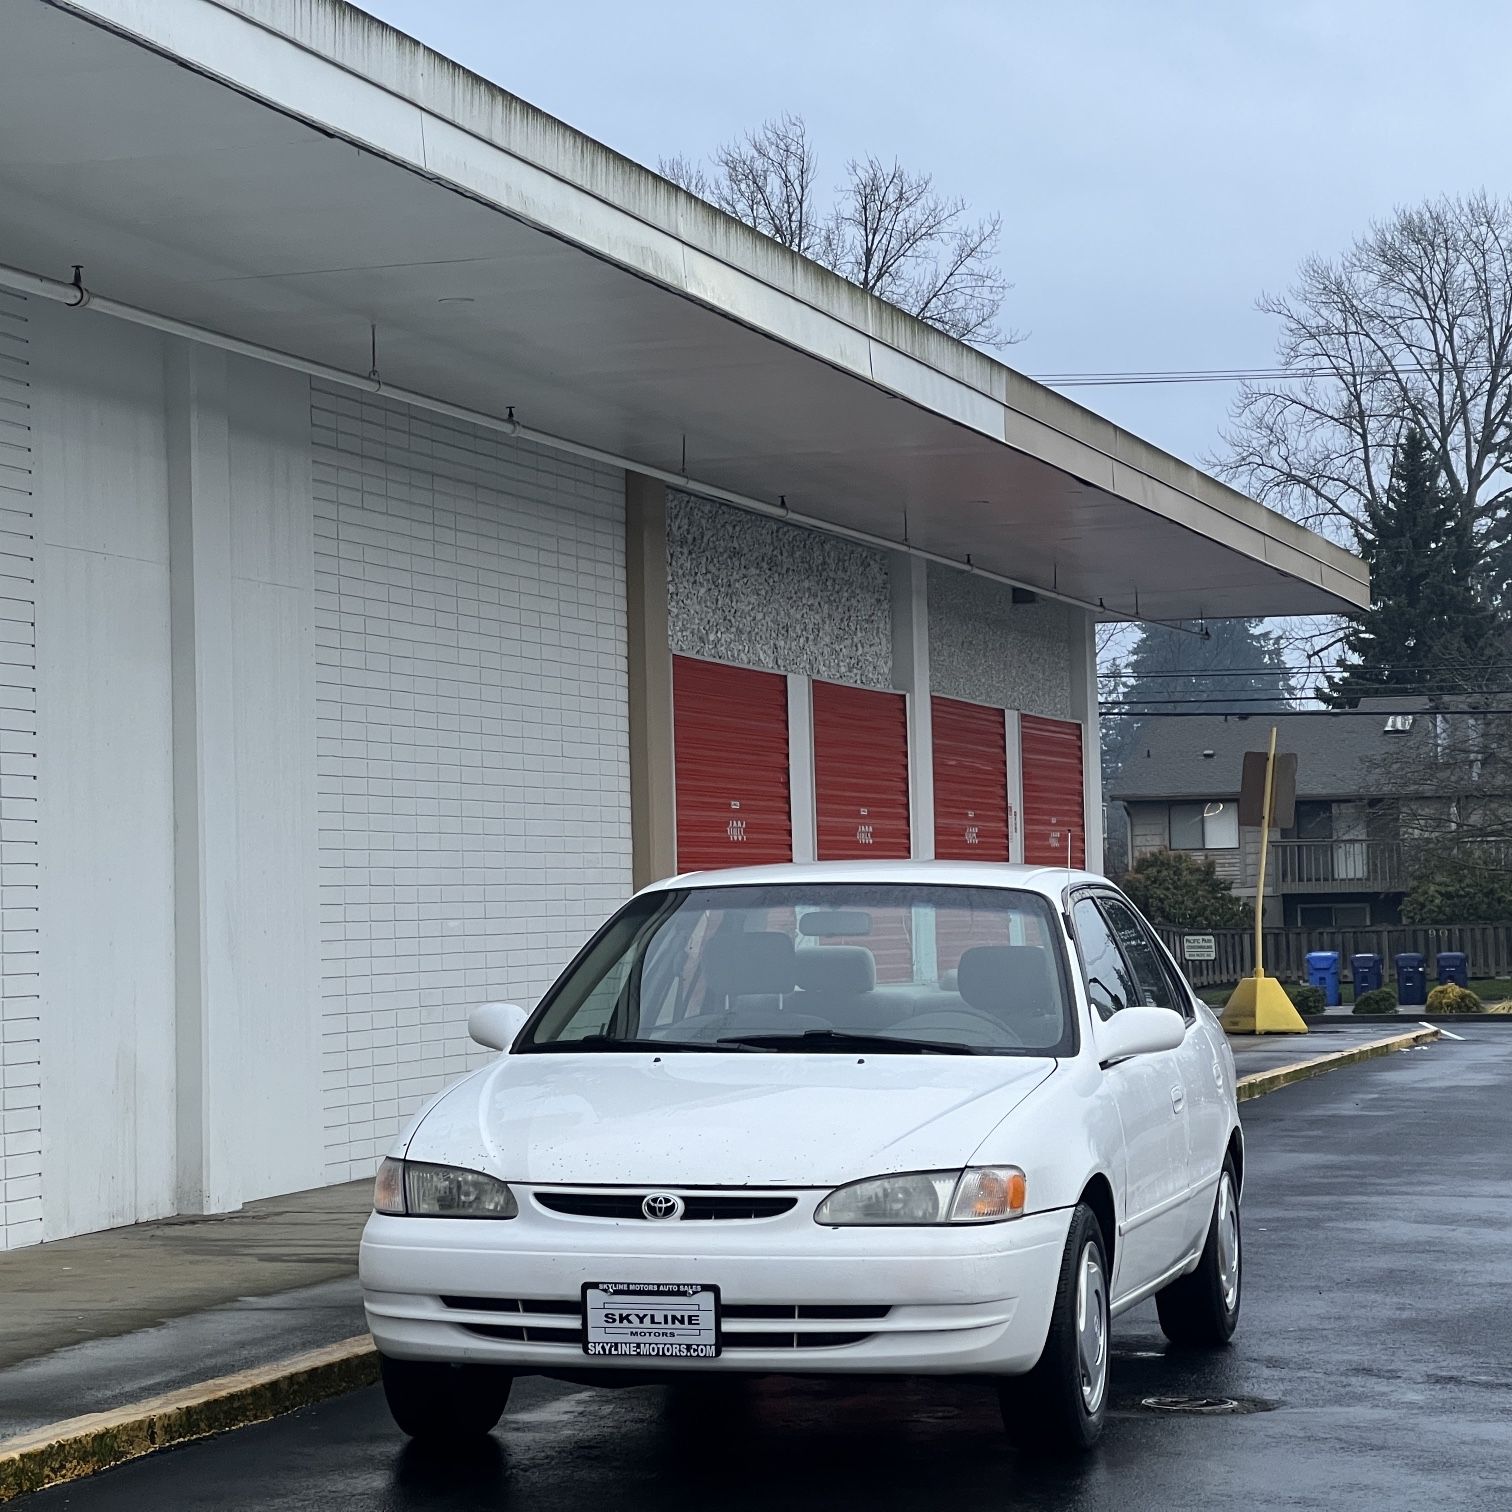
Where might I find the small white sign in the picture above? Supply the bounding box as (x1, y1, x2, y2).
(583, 1282, 719, 1358)
(1183, 935, 1217, 961)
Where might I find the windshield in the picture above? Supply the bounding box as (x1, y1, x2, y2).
(519, 883, 1074, 1056)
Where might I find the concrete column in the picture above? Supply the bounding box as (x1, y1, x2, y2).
(786, 675, 817, 862)
(890, 554, 934, 860)
(166, 341, 240, 1215)
(625, 473, 677, 887)
(1069, 609, 1104, 873)
(1004, 709, 1025, 863)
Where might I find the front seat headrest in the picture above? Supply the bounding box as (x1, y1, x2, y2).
(957, 945, 1057, 1029)
(795, 945, 877, 997)
(701, 930, 796, 996)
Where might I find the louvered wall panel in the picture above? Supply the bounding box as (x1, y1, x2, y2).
(932, 695, 1010, 862)
(812, 681, 910, 861)
(673, 656, 793, 870)
(1021, 714, 1086, 867)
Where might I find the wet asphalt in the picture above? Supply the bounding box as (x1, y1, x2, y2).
(24, 1031, 1512, 1510)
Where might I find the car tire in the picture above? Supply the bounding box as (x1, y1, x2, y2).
(999, 1201, 1110, 1456)
(1155, 1155, 1241, 1347)
(379, 1355, 513, 1441)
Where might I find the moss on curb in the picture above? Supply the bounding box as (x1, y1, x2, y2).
(1234, 1028, 1439, 1103)
(0, 1337, 378, 1502)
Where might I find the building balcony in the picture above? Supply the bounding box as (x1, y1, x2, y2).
(1269, 839, 1405, 892)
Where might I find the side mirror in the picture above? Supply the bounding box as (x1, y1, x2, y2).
(1093, 1004, 1185, 1066)
(469, 1002, 528, 1053)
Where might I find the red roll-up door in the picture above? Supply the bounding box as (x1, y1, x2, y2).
(1020, 714, 1085, 867)
(673, 656, 792, 871)
(812, 681, 911, 860)
(931, 696, 1010, 862)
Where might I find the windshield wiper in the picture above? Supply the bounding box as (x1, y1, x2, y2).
(715, 1029, 978, 1056)
(521, 1036, 755, 1054)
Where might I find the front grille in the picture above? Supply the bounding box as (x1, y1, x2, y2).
(441, 1297, 575, 1316)
(441, 1296, 885, 1351)
(534, 1192, 798, 1221)
(457, 1321, 873, 1350)
(442, 1297, 889, 1323)
(725, 1332, 870, 1350)
(462, 1322, 582, 1345)
(723, 1304, 890, 1322)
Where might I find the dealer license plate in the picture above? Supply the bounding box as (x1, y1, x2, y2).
(582, 1282, 721, 1358)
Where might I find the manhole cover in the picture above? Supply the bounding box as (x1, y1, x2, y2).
(1141, 1395, 1245, 1415)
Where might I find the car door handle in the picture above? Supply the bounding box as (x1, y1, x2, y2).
(1170, 1085, 1185, 1114)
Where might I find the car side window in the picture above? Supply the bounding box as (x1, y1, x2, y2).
(1070, 897, 1139, 1021)
(1096, 896, 1185, 1017)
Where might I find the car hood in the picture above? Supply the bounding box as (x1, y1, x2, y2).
(404, 1052, 1056, 1186)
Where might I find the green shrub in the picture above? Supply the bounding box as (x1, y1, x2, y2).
(1119, 851, 1248, 929)
(1289, 984, 1327, 1015)
(1402, 860, 1512, 925)
(1426, 982, 1481, 1014)
(1352, 988, 1398, 1016)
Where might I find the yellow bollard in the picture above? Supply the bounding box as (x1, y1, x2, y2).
(1222, 973, 1307, 1034)
(1221, 725, 1308, 1036)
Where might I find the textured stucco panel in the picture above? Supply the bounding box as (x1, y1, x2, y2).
(667, 491, 893, 689)
(927, 563, 1075, 719)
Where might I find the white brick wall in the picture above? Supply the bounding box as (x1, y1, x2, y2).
(0, 293, 40, 1250)
(310, 382, 631, 1182)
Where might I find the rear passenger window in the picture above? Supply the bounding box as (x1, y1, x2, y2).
(1097, 897, 1183, 1014)
(1071, 898, 1137, 1021)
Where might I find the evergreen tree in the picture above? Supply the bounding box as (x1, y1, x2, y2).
(1102, 618, 1295, 782)
(1326, 428, 1502, 705)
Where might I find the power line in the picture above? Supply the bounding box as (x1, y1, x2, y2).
(1100, 692, 1512, 710)
(1098, 661, 1512, 679)
(1104, 682, 1512, 698)
(1099, 706, 1512, 717)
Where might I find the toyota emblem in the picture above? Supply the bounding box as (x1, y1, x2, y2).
(642, 1192, 685, 1221)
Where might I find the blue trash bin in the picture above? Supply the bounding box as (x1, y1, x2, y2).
(1306, 950, 1342, 1007)
(1437, 951, 1469, 988)
(1395, 952, 1428, 1007)
(1352, 953, 1383, 996)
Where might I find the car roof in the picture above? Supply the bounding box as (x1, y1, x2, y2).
(637, 859, 1111, 900)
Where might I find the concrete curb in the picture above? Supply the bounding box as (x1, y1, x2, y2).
(1234, 1026, 1440, 1103)
(0, 1335, 378, 1503)
(0, 1027, 1442, 1500)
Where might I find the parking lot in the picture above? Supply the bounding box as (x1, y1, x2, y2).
(19, 1031, 1510, 1511)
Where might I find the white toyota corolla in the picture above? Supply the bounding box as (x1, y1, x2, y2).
(361, 861, 1243, 1454)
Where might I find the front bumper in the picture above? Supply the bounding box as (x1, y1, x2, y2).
(360, 1191, 1071, 1378)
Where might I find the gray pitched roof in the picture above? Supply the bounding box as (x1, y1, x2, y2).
(1105, 707, 1446, 801)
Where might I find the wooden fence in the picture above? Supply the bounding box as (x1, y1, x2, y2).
(1155, 924, 1512, 988)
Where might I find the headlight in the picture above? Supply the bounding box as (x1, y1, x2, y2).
(814, 1167, 1026, 1226)
(373, 1157, 518, 1219)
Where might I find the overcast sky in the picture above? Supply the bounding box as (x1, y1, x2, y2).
(363, 0, 1508, 473)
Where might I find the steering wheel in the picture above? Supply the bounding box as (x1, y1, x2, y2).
(894, 1009, 1025, 1047)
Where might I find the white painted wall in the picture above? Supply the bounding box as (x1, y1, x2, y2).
(18, 302, 326, 1245)
(3, 305, 636, 1247)
(223, 354, 323, 1201)
(31, 300, 177, 1243)
(309, 382, 631, 1184)
(0, 291, 44, 1251)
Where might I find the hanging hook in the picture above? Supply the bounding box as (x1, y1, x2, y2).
(367, 323, 381, 391)
(66, 264, 89, 309)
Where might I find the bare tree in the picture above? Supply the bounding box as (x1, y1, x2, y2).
(1217, 193, 1512, 596)
(1361, 707, 1512, 868)
(660, 116, 1013, 347)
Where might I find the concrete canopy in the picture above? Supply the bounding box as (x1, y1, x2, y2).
(1, 0, 1369, 622)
